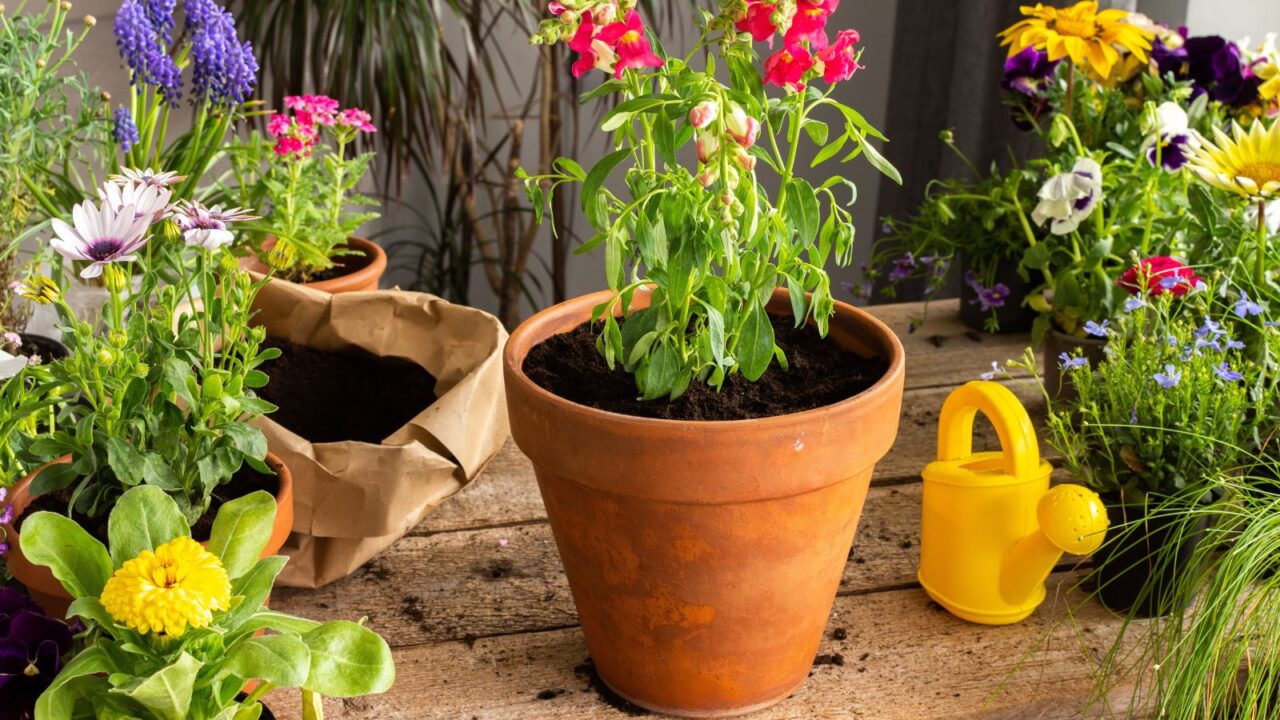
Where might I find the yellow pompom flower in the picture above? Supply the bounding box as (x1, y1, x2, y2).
(100, 536, 232, 637)
(1187, 120, 1280, 201)
(998, 2, 1153, 80)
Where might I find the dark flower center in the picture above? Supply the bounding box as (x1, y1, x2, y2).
(87, 239, 125, 261)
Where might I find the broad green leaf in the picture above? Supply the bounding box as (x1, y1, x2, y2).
(116, 651, 200, 720)
(108, 486, 189, 567)
(784, 179, 820, 245)
(223, 635, 311, 689)
(29, 462, 79, 496)
(786, 276, 807, 327)
(223, 423, 267, 461)
(302, 621, 396, 698)
(162, 359, 196, 408)
(705, 306, 728, 366)
(736, 304, 776, 382)
(141, 454, 183, 491)
(222, 555, 289, 631)
(20, 512, 113, 600)
(207, 491, 276, 579)
(803, 119, 829, 146)
(810, 132, 849, 168)
(35, 645, 118, 719)
(66, 597, 117, 630)
(106, 438, 147, 487)
(638, 341, 681, 401)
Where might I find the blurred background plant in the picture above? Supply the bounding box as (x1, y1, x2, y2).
(229, 0, 681, 327)
(0, 0, 106, 335)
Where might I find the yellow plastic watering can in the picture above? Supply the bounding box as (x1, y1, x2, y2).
(918, 381, 1109, 625)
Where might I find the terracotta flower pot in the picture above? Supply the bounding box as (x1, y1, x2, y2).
(240, 236, 387, 294)
(2, 454, 295, 618)
(1043, 329, 1108, 402)
(504, 289, 906, 718)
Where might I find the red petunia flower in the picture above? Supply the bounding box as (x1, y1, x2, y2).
(816, 28, 861, 84)
(783, 0, 838, 50)
(763, 44, 814, 93)
(1117, 257, 1203, 296)
(597, 10, 664, 79)
(735, 0, 781, 44)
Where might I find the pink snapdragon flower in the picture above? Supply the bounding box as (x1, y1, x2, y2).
(569, 12, 615, 78)
(725, 104, 761, 148)
(597, 10, 664, 79)
(784, 0, 838, 50)
(816, 29, 862, 83)
(763, 44, 814, 92)
(735, 0, 782, 44)
(688, 100, 719, 129)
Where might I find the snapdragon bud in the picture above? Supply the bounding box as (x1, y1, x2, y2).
(734, 145, 756, 171)
(689, 100, 719, 130)
(695, 129, 720, 164)
(698, 166, 719, 189)
(725, 103, 760, 148)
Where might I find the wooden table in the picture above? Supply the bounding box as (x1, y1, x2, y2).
(269, 300, 1144, 719)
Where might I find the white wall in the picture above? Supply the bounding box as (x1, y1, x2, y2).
(1186, 0, 1280, 42)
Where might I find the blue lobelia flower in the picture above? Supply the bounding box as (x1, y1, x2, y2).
(1123, 296, 1146, 313)
(1154, 364, 1182, 389)
(1058, 352, 1088, 371)
(1214, 362, 1244, 382)
(1195, 316, 1226, 338)
(1083, 319, 1110, 338)
(980, 361, 1003, 381)
(1233, 290, 1264, 318)
(111, 107, 140, 152)
(1224, 338, 1246, 351)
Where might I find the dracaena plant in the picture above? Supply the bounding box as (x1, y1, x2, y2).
(22, 486, 395, 720)
(226, 94, 380, 283)
(522, 0, 899, 400)
(7, 171, 273, 525)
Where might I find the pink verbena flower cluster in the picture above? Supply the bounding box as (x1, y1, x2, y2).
(268, 94, 377, 159)
(738, 0, 862, 91)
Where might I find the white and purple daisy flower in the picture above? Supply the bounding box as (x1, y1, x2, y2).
(50, 198, 153, 279)
(100, 177, 174, 224)
(170, 200, 259, 250)
(1032, 158, 1103, 235)
(107, 167, 186, 188)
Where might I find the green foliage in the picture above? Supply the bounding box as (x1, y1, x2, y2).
(523, 5, 897, 400)
(5, 242, 278, 525)
(228, 122, 380, 282)
(27, 487, 396, 720)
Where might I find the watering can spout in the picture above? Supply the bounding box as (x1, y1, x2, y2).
(999, 485, 1109, 607)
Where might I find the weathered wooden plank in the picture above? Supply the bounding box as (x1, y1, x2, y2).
(418, 379, 1050, 535)
(267, 574, 1144, 720)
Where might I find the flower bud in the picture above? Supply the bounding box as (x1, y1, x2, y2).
(725, 104, 760, 148)
(60, 1, 71, 11)
(134, 362, 150, 376)
(720, 192, 733, 208)
(109, 331, 127, 348)
(83, 14, 95, 27)
(688, 100, 719, 129)
(695, 129, 720, 164)
(698, 166, 719, 189)
(266, 240, 296, 272)
(102, 264, 128, 293)
(17, 276, 61, 305)
(35, 59, 46, 69)
(100, 91, 111, 101)
(218, 251, 240, 276)
(95, 348, 114, 366)
(734, 145, 756, 171)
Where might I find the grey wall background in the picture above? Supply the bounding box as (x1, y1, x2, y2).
(33, 0, 1280, 321)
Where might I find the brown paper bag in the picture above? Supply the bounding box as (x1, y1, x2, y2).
(250, 280, 510, 588)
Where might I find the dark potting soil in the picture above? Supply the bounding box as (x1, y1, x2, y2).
(18, 334, 70, 364)
(283, 243, 374, 284)
(256, 338, 437, 444)
(523, 314, 889, 421)
(20, 462, 280, 544)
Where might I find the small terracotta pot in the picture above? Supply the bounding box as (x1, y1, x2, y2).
(504, 289, 906, 718)
(2, 454, 294, 618)
(240, 236, 386, 294)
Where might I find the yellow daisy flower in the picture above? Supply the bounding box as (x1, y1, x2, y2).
(100, 536, 232, 637)
(1187, 120, 1280, 201)
(999, 2, 1154, 80)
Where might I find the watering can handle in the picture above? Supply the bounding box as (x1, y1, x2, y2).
(936, 381, 1041, 480)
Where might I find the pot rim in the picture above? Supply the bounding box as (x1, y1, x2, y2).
(240, 235, 386, 289)
(504, 288, 906, 431)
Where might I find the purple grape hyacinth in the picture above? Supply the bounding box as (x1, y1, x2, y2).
(111, 107, 140, 153)
(186, 0, 259, 106)
(114, 0, 183, 105)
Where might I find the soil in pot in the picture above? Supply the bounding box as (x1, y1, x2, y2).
(524, 313, 889, 421)
(17, 334, 70, 364)
(285, 242, 376, 285)
(256, 338, 437, 443)
(20, 462, 281, 544)
(1091, 499, 1207, 618)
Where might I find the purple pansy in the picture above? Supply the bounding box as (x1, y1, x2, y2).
(1234, 290, 1264, 318)
(1152, 31, 1261, 109)
(0, 588, 78, 719)
(1146, 133, 1194, 171)
(1154, 364, 1182, 389)
(1001, 46, 1059, 130)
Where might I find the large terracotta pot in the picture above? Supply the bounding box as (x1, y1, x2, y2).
(2, 454, 295, 618)
(240, 236, 386, 294)
(504, 289, 906, 717)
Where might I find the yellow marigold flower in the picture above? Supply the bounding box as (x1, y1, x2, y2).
(998, 2, 1153, 80)
(100, 536, 231, 637)
(1187, 120, 1280, 200)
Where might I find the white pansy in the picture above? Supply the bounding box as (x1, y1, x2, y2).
(1031, 158, 1103, 235)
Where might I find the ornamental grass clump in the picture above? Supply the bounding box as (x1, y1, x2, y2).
(6, 171, 274, 527)
(22, 486, 394, 719)
(227, 94, 380, 283)
(523, 0, 900, 400)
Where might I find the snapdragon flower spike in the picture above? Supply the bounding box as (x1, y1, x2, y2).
(817, 29, 862, 84)
(597, 11, 664, 79)
(111, 107, 141, 153)
(735, 0, 782, 44)
(170, 200, 259, 250)
(764, 43, 814, 92)
(51, 199, 153, 279)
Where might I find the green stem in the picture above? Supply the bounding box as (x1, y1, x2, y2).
(1256, 200, 1268, 288)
